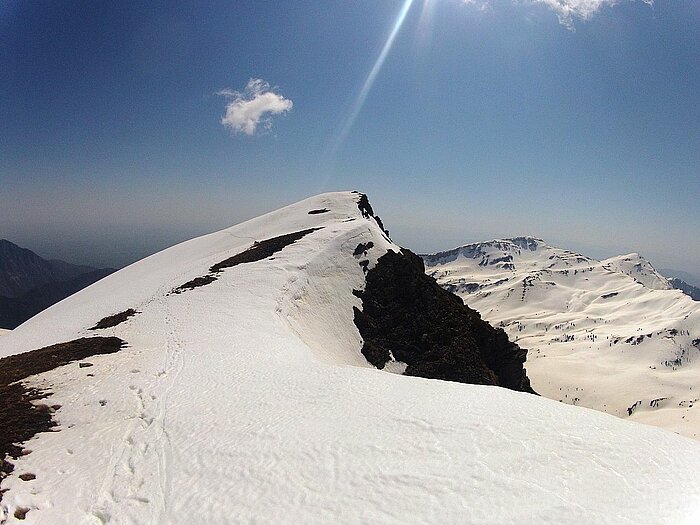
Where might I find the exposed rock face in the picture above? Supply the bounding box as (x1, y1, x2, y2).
(669, 278, 700, 301)
(354, 249, 535, 393)
(355, 192, 390, 238)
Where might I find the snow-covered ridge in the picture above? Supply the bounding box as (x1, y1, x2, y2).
(602, 252, 672, 290)
(424, 237, 700, 439)
(2, 198, 700, 523)
(424, 236, 594, 273)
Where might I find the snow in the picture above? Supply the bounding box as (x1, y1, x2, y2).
(2, 199, 700, 524)
(602, 253, 673, 290)
(424, 237, 700, 439)
(0, 329, 9, 337)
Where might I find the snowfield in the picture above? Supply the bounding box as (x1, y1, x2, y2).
(2, 195, 700, 524)
(0, 329, 9, 337)
(424, 237, 700, 439)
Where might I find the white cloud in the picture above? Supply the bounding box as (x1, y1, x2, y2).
(460, 0, 653, 29)
(532, 0, 653, 28)
(218, 79, 293, 136)
(462, 0, 491, 12)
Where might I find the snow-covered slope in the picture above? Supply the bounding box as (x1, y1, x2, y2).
(424, 237, 700, 439)
(0, 329, 9, 337)
(2, 201, 700, 523)
(602, 252, 672, 290)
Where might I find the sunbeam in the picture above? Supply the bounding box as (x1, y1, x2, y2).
(326, 0, 416, 162)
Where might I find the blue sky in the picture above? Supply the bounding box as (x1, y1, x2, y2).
(1, 0, 698, 273)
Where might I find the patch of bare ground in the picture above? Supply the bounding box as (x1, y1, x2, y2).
(0, 337, 125, 505)
(171, 275, 218, 294)
(171, 227, 323, 293)
(209, 228, 322, 272)
(89, 308, 137, 330)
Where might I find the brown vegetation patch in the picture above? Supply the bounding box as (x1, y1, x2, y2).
(210, 228, 322, 273)
(171, 228, 323, 294)
(0, 336, 125, 502)
(89, 308, 137, 330)
(171, 275, 218, 294)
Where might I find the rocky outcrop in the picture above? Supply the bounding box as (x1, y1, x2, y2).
(354, 249, 535, 393)
(669, 278, 700, 301)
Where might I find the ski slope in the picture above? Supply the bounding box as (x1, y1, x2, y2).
(424, 237, 700, 439)
(2, 197, 700, 524)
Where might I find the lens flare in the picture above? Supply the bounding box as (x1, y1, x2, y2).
(327, 0, 415, 160)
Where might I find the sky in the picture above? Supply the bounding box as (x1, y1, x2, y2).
(1, 0, 698, 273)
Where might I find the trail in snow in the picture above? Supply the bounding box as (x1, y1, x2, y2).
(1, 195, 700, 524)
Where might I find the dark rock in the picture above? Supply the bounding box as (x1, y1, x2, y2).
(373, 216, 389, 237)
(354, 193, 390, 237)
(354, 249, 535, 393)
(353, 242, 374, 256)
(356, 193, 375, 219)
(669, 278, 700, 301)
(627, 400, 642, 416)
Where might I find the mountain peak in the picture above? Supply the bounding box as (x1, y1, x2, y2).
(0, 240, 103, 298)
(602, 252, 671, 290)
(3, 193, 697, 523)
(424, 234, 700, 440)
(507, 236, 547, 248)
(422, 236, 593, 272)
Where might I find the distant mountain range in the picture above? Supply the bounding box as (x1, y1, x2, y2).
(660, 268, 700, 288)
(658, 268, 700, 300)
(0, 239, 115, 329)
(423, 237, 700, 439)
(668, 277, 700, 301)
